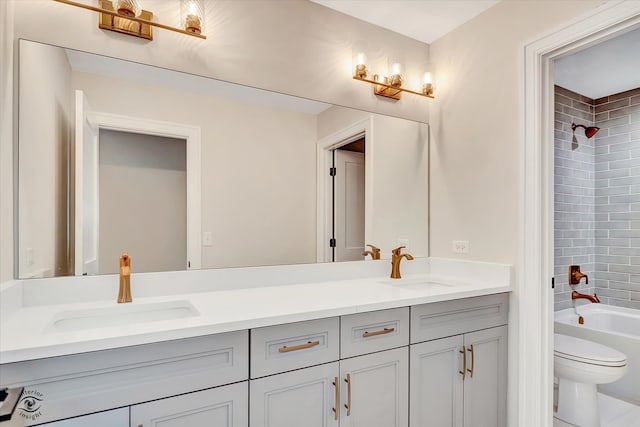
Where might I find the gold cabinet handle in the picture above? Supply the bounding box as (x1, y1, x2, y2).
(459, 346, 466, 380)
(278, 340, 320, 353)
(332, 376, 340, 421)
(344, 373, 352, 416)
(467, 345, 475, 378)
(362, 327, 395, 338)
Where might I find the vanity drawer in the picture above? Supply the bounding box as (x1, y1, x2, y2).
(341, 307, 409, 358)
(250, 317, 339, 378)
(411, 293, 509, 344)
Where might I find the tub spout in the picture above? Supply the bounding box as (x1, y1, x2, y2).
(571, 290, 599, 304)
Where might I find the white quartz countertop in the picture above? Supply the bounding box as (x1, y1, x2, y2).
(0, 271, 511, 364)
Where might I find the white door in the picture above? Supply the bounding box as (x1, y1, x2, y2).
(463, 326, 508, 427)
(74, 90, 99, 276)
(334, 150, 365, 261)
(410, 335, 464, 427)
(339, 347, 408, 427)
(130, 382, 248, 427)
(250, 362, 340, 427)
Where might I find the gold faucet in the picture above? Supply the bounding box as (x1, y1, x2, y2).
(363, 244, 381, 260)
(572, 290, 600, 304)
(118, 252, 132, 303)
(390, 246, 413, 279)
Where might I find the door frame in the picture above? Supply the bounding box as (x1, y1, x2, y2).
(520, 2, 640, 425)
(316, 117, 373, 263)
(88, 111, 202, 269)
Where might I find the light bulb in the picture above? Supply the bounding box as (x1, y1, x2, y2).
(423, 72, 432, 85)
(354, 52, 367, 78)
(181, 0, 204, 34)
(113, 0, 141, 17)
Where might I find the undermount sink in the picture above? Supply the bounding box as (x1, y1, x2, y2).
(48, 300, 200, 332)
(378, 277, 454, 289)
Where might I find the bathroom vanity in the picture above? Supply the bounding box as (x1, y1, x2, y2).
(0, 258, 511, 426)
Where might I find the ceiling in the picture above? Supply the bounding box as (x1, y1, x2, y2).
(554, 27, 640, 99)
(310, 0, 500, 44)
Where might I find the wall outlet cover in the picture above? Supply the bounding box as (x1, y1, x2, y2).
(452, 240, 469, 254)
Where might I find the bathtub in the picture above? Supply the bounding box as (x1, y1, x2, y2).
(555, 304, 640, 404)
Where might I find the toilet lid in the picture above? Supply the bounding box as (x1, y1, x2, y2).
(554, 334, 626, 366)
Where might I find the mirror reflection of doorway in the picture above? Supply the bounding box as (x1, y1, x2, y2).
(331, 137, 365, 262)
(97, 130, 187, 274)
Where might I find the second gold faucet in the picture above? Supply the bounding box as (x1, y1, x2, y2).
(390, 246, 413, 279)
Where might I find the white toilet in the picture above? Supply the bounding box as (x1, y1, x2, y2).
(554, 334, 627, 427)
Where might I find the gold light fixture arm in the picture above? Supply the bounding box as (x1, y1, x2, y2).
(353, 76, 435, 99)
(53, 0, 207, 39)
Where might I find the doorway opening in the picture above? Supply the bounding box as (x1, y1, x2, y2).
(521, 3, 640, 425)
(74, 89, 202, 275)
(98, 130, 187, 274)
(331, 136, 365, 262)
(317, 117, 373, 263)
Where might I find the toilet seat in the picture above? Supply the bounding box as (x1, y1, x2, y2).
(554, 334, 626, 367)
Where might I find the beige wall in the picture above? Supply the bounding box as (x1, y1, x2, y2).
(18, 39, 72, 278)
(428, 0, 603, 267)
(98, 131, 187, 274)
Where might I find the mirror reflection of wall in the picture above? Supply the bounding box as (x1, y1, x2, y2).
(98, 130, 187, 275)
(17, 39, 429, 279)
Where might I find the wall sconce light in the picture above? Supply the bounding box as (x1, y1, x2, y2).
(352, 53, 434, 100)
(53, 0, 207, 40)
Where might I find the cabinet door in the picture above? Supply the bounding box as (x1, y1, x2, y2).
(409, 335, 464, 427)
(250, 362, 340, 427)
(40, 408, 129, 426)
(339, 346, 408, 427)
(130, 382, 248, 427)
(463, 326, 507, 427)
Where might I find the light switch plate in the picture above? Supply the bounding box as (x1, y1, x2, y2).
(203, 232, 213, 247)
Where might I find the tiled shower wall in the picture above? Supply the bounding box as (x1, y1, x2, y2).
(554, 86, 640, 311)
(554, 86, 595, 311)
(593, 88, 640, 310)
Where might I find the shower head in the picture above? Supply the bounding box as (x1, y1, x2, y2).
(571, 123, 600, 139)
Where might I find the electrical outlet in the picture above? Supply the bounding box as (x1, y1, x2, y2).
(452, 240, 469, 254)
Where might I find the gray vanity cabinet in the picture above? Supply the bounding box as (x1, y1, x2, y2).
(338, 347, 408, 427)
(409, 294, 509, 427)
(40, 408, 129, 426)
(250, 362, 341, 427)
(249, 309, 409, 427)
(130, 382, 248, 427)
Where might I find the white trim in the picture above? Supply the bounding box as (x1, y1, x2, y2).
(316, 117, 374, 262)
(89, 112, 202, 270)
(521, 2, 640, 426)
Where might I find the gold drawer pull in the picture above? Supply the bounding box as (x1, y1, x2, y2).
(344, 373, 352, 416)
(278, 340, 320, 353)
(467, 345, 475, 378)
(459, 346, 466, 380)
(332, 376, 340, 421)
(362, 327, 395, 338)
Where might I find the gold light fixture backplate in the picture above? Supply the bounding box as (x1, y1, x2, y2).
(98, 0, 153, 40)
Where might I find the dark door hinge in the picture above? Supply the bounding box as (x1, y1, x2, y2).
(330, 167, 336, 176)
(330, 238, 336, 248)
